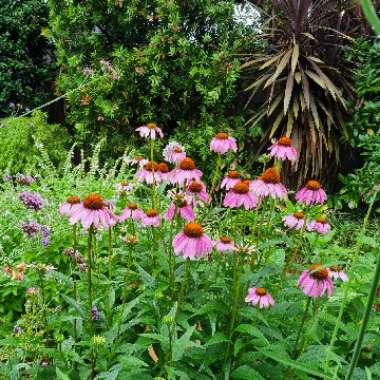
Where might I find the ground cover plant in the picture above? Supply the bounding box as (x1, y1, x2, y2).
(1, 126, 380, 380)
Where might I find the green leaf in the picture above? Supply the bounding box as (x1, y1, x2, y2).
(173, 326, 196, 361)
(232, 365, 265, 380)
(261, 351, 333, 379)
(235, 324, 269, 345)
(56, 367, 72, 380)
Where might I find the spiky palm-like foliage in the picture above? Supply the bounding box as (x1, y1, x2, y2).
(242, 0, 355, 184)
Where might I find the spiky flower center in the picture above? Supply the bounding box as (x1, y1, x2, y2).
(228, 170, 240, 179)
(220, 236, 232, 244)
(67, 196, 80, 204)
(146, 209, 158, 217)
(147, 122, 157, 129)
(134, 155, 144, 161)
(260, 167, 281, 184)
(174, 147, 183, 153)
(233, 181, 250, 194)
(157, 162, 169, 173)
(306, 180, 321, 191)
(144, 161, 158, 172)
(189, 181, 202, 193)
(310, 264, 328, 280)
(184, 222, 203, 238)
(83, 193, 104, 210)
(215, 132, 229, 140)
(316, 215, 327, 224)
(278, 136, 292, 147)
(255, 288, 267, 296)
(120, 181, 130, 186)
(179, 157, 196, 171)
(178, 200, 188, 208)
(293, 211, 305, 219)
(128, 203, 138, 210)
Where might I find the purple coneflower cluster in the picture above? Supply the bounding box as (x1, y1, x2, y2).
(135, 122, 163, 140)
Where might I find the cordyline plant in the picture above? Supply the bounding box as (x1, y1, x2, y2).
(242, 0, 355, 185)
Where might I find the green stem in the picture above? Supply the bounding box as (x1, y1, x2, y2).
(87, 225, 94, 333)
(293, 297, 312, 358)
(150, 139, 156, 208)
(361, 0, 380, 35)
(345, 248, 380, 380)
(179, 258, 191, 302)
(224, 250, 241, 366)
(108, 227, 113, 280)
(210, 154, 223, 201)
(169, 216, 175, 299)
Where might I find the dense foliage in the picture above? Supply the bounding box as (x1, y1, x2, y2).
(0, 0, 55, 117)
(0, 130, 380, 379)
(48, 0, 256, 162)
(338, 40, 380, 209)
(0, 111, 71, 174)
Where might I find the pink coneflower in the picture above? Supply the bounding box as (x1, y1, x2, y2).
(328, 266, 348, 282)
(135, 122, 163, 140)
(163, 141, 186, 163)
(136, 161, 160, 184)
(214, 236, 236, 253)
(295, 180, 327, 205)
(298, 264, 334, 298)
(223, 181, 258, 210)
(172, 222, 212, 260)
(251, 167, 287, 199)
(69, 193, 118, 230)
(307, 215, 331, 235)
(268, 136, 297, 161)
(221, 170, 241, 190)
(186, 180, 209, 204)
(282, 211, 306, 230)
(156, 162, 170, 182)
(245, 287, 275, 308)
(170, 158, 203, 186)
(165, 200, 195, 222)
(210, 132, 237, 154)
(116, 181, 134, 194)
(127, 155, 148, 167)
(141, 209, 161, 227)
(59, 196, 81, 216)
(119, 202, 145, 222)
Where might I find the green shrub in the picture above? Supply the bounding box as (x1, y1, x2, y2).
(337, 40, 380, 209)
(0, 0, 56, 117)
(0, 111, 71, 174)
(48, 0, 255, 162)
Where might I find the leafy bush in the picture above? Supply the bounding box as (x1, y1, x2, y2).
(338, 40, 380, 209)
(0, 0, 55, 117)
(0, 111, 71, 174)
(48, 0, 255, 160)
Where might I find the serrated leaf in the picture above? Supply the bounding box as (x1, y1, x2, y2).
(173, 326, 196, 361)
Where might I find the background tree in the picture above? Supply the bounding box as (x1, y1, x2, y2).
(0, 0, 55, 117)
